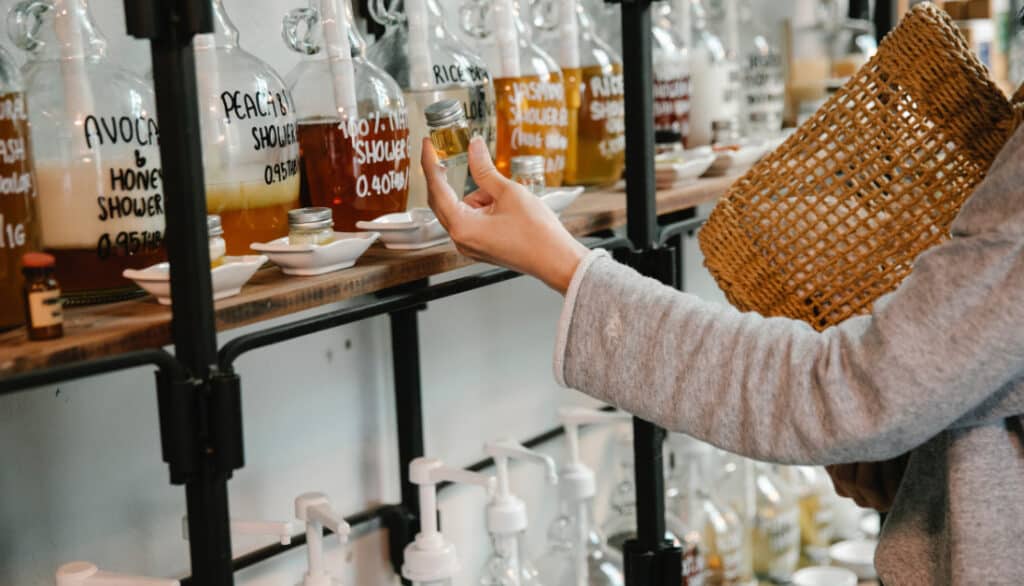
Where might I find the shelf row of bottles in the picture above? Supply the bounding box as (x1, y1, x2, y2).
(0, 0, 802, 327)
(49, 407, 879, 586)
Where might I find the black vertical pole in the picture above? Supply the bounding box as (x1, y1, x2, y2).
(615, 0, 682, 584)
(874, 0, 899, 42)
(124, 2, 235, 584)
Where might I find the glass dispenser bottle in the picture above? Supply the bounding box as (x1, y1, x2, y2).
(716, 451, 758, 586)
(0, 46, 39, 330)
(603, 430, 707, 585)
(283, 0, 411, 231)
(781, 466, 836, 564)
(367, 0, 497, 207)
(460, 0, 569, 187)
(688, 0, 739, 147)
(736, 0, 784, 138)
(196, 1, 300, 254)
(531, 0, 625, 185)
(751, 464, 800, 584)
(10, 0, 165, 303)
(651, 1, 690, 146)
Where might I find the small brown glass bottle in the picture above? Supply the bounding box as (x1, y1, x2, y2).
(22, 252, 63, 340)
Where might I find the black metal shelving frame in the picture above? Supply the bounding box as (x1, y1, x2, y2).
(0, 0, 728, 584)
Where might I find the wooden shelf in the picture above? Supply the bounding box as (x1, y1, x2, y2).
(0, 177, 733, 377)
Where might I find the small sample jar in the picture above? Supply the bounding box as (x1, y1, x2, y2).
(425, 99, 472, 168)
(711, 118, 741, 150)
(208, 215, 227, 268)
(22, 252, 63, 340)
(288, 207, 335, 246)
(510, 156, 547, 194)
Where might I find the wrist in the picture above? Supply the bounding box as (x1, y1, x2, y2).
(547, 239, 588, 295)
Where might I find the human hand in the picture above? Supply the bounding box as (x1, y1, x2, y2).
(826, 454, 909, 512)
(422, 136, 588, 294)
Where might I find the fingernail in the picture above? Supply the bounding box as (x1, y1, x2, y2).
(470, 136, 487, 154)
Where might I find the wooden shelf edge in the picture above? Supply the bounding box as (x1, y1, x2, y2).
(0, 176, 735, 377)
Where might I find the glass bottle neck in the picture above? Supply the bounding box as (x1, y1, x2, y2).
(195, 0, 239, 50)
(13, 0, 106, 61)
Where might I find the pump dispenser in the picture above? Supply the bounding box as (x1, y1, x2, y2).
(55, 562, 178, 586)
(404, 457, 497, 586)
(295, 492, 351, 586)
(687, 0, 740, 147)
(534, 407, 628, 586)
(182, 516, 296, 546)
(481, 439, 558, 585)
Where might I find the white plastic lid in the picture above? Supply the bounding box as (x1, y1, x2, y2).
(403, 536, 459, 583)
(557, 407, 630, 501)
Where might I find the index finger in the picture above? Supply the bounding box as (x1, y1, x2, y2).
(421, 137, 460, 229)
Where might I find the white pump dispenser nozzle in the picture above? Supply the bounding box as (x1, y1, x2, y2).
(181, 516, 296, 546)
(405, 0, 435, 88)
(558, 407, 631, 501)
(493, 0, 523, 78)
(55, 562, 178, 586)
(402, 457, 496, 583)
(557, 0, 581, 69)
(295, 492, 351, 586)
(484, 438, 558, 535)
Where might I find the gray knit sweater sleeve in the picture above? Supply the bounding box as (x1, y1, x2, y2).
(555, 127, 1024, 466)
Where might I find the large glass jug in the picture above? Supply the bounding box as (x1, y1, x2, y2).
(651, 1, 690, 145)
(367, 0, 497, 206)
(530, 0, 624, 185)
(736, 0, 784, 138)
(0, 46, 39, 329)
(9, 0, 164, 303)
(688, 0, 740, 147)
(460, 0, 569, 187)
(196, 0, 300, 254)
(284, 0, 410, 230)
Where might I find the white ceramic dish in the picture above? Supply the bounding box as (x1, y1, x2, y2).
(123, 255, 267, 305)
(792, 566, 858, 586)
(356, 208, 450, 251)
(829, 539, 878, 580)
(540, 186, 584, 216)
(250, 232, 379, 275)
(700, 142, 770, 177)
(654, 151, 718, 188)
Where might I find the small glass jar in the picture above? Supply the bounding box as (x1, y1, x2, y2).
(22, 251, 63, 340)
(509, 155, 546, 194)
(288, 207, 335, 246)
(208, 215, 226, 268)
(711, 118, 741, 150)
(425, 99, 472, 168)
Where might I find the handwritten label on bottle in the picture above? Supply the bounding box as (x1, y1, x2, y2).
(496, 75, 569, 185)
(583, 69, 626, 159)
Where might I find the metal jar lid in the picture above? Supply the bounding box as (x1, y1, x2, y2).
(288, 207, 334, 231)
(207, 214, 224, 238)
(424, 99, 466, 129)
(510, 155, 546, 178)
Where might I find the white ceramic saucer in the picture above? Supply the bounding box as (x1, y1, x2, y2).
(655, 150, 718, 186)
(123, 255, 268, 305)
(701, 141, 770, 176)
(539, 186, 584, 216)
(250, 232, 379, 276)
(356, 208, 450, 251)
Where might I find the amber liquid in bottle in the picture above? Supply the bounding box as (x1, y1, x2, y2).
(206, 177, 300, 255)
(298, 112, 411, 231)
(493, 74, 568, 187)
(564, 63, 626, 185)
(0, 91, 39, 329)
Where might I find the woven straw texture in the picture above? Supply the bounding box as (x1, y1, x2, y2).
(699, 3, 1024, 331)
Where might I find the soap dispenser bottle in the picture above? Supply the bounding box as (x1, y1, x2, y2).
(295, 492, 351, 586)
(687, 0, 740, 147)
(403, 457, 497, 586)
(481, 438, 559, 586)
(533, 407, 628, 586)
(55, 562, 178, 586)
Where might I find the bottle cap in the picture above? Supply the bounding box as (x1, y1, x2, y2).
(557, 407, 631, 501)
(22, 252, 56, 269)
(207, 215, 224, 238)
(288, 207, 334, 231)
(484, 439, 558, 535)
(510, 156, 545, 179)
(424, 99, 466, 129)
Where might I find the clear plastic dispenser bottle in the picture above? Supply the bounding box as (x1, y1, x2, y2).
(687, 0, 739, 147)
(367, 0, 497, 209)
(55, 562, 178, 586)
(295, 492, 351, 586)
(461, 0, 567, 187)
(667, 438, 743, 586)
(531, 0, 625, 185)
(781, 467, 835, 565)
(751, 464, 800, 584)
(0, 46, 39, 330)
(195, 0, 300, 254)
(10, 0, 165, 303)
(284, 0, 410, 231)
(734, 0, 783, 138)
(651, 1, 690, 146)
(716, 451, 757, 586)
(403, 457, 497, 586)
(481, 439, 559, 586)
(534, 407, 628, 586)
(603, 429, 707, 585)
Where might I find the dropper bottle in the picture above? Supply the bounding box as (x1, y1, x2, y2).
(481, 439, 559, 586)
(403, 457, 497, 586)
(533, 407, 629, 586)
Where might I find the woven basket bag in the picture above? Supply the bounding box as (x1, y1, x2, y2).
(698, 3, 1024, 331)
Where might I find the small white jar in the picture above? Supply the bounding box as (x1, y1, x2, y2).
(208, 214, 226, 267)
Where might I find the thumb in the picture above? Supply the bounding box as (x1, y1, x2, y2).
(421, 137, 460, 227)
(467, 136, 514, 197)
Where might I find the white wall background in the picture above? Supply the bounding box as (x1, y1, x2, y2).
(0, 1, 755, 585)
